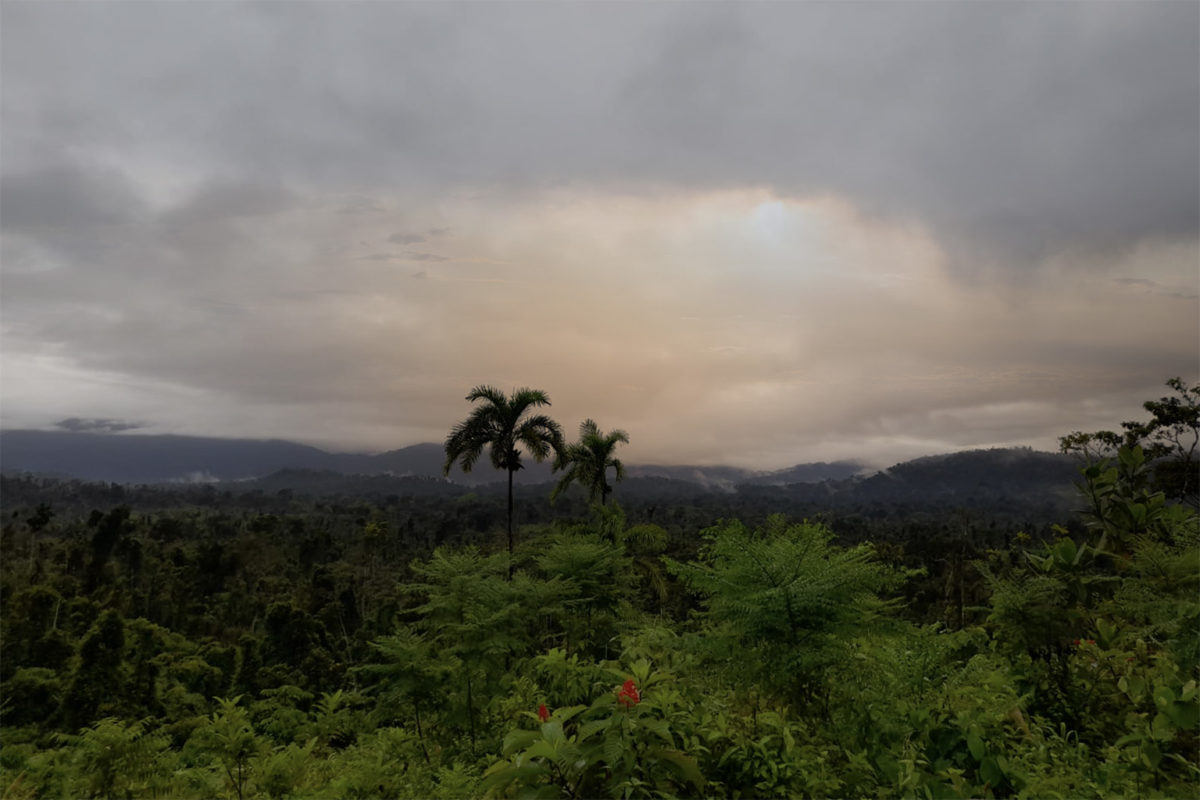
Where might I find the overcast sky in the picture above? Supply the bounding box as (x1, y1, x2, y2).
(2, 1, 1197, 469)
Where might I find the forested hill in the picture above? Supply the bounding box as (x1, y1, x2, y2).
(0, 429, 863, 487)
(839, 447, 1079, 504)
(1, 446, 1081, 523)
(0, 431, 456, 485)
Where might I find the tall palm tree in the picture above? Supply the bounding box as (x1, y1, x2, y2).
(551, 419, 629, 506)
(443, 386, 564, 570)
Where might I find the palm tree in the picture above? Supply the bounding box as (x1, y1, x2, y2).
(551, 419, 629, 506)
(443, 386, 564, 570)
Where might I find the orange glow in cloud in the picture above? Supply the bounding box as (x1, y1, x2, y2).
(4, 187, 1196, 468)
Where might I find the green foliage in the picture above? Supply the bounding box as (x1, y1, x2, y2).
(60, 609, 127, 730)
(1076, 445, 1193, 554)
(191, 696, 264, 800)
(405, 547, 527, 751)
(253, 738, 316, 799)
(551, 419, 629, 506)
(4, 380, 1200, 799)
(1062, 377, 1200, 504)
(483, 659, 704, 799)
(534, 531, 633, 657)
(981, 443, 1200, 795)
(58, 717, 174, 798)
(668, 515, 895, 707)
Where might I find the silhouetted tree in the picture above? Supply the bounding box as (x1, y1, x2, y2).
(443, 386, 563, 572)
(551, 419, 629, 506)
(1060, 377, 1199, 505)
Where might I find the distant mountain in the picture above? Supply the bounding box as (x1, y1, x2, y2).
(0, 431, 1072, 509)
(0, 430, 335, 483)
(627, 461, 865, 491)
(0, 430, 503, 485)
(746, 461, 866, 486)
(856, 447, 1079, 502)
(761, 447, 1081, 510)
(0, 429, 862, 488)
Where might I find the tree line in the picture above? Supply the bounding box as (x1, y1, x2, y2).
(442, 385, 629, 574)
(0, 379, 1194, 798)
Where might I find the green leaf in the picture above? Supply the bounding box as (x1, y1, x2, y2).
(526, 739, 559, 761)
(603, 729, 624, 766)
(540, 721, 565, 746)
(1114, 732, 1144, 748)
(1154, 685, 1176, 712)
(966, 732, 986, 762)
(643, 718, 675, 745)
(480, 762, 546, 796)
(1096, 617, 1118, 648)
(1141, 741, 1162, 769)
(650, 747, 705, 792)
(1152, 712, 1176, 741)
(502, 729, 541, 756)
(553, 705, 588, 725)
(1054, 538, 1077, 566)
(1168, 700, 1199, 731)
(979, 755, 1004, 787)
(781, 724, 795, 753)
(576, 719, 610, 742)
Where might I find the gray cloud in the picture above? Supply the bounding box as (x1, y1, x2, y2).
(4, 3, 1194, 263)
(1113, 278, 1156, 288)
(1112, 275, 1200, 300)
(1, 2, 1196, 467)
(389, 233, 426, 245)
(161, 182, 298, 225)
(0, 162, 146, 229)
(56, 417, 144, 434)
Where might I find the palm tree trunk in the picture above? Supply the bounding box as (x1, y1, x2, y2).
(507, 468, 515, 580)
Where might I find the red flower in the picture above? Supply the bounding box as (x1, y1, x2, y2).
(617, 679, 641, 708)
(1073, 639, 1081, 646)
(537, 703, 550, 722)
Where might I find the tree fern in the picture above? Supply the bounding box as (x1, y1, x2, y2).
(667, 515, 896, 706)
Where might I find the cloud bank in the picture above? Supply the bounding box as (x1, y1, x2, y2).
(1, 2, 1196, 467)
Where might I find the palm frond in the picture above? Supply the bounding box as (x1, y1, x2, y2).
(465, 384, 508, 406)
(553, 419, 630, 505)
(509, 387, 552, 415)
(611, 458, 626, 483)
(550, 463, 580, 503)
(516, 414, 564, 463)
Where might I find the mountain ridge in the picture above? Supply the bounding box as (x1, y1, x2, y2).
(0, 429, 868, 487)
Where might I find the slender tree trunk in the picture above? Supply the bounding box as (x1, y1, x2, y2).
(507, 468, 515, 580)
(466, 672, 477, 752)
(413, 700, 430, 763)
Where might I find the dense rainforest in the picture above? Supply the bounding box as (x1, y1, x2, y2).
(0, 381, 1197, 799)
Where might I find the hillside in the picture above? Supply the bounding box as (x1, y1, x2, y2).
(0, 429, 862, 487)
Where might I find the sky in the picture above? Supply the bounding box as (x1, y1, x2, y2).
(1, 1, 1197, 470)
